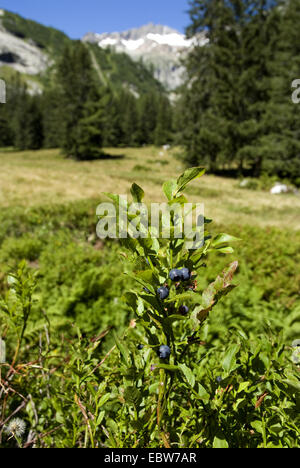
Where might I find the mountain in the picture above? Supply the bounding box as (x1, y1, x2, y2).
(0, 9, 163, 96)
(83, 23, 207, 91)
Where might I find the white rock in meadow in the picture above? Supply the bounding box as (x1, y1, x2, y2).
(270, 183, 288, 195)
(239, 179, 249, 188)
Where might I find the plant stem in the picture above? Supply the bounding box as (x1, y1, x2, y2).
(157, 368, 167, 432)
(262, 414, 267, 448)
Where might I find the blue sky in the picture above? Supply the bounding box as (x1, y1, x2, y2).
(0, 0, 191, 38)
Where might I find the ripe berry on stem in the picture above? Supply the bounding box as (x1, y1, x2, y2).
(158, 345, 171, 359)
(157, 287, 169, 300)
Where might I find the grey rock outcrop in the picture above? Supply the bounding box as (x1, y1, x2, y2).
(0, 28, 50, 75)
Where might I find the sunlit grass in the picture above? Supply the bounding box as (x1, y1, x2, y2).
(1, 146, 300, 230)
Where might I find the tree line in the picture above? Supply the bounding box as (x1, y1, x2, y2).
(1, 1, 300, 184)
(0, 42, 174, 160)
(178, 0, 300, 184)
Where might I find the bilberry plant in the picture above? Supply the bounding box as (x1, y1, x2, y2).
(100, 167, 241, 443)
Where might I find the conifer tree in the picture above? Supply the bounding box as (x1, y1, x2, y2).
(42, 86, 64, 148)
(137, 92, 159, 145)
(154, 96, 173, 146)
(120, 92, 139, 147)
(101, 88, 124, 147)
(181, 0, 280, 175)
(260, 0, 300, 183)
(56, 42, 104, 160)
(14, 92, 43, 150)
(73, 86, 104, 160)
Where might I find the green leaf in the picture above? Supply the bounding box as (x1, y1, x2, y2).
(222, 344, 239, 374)
(122, 291, 138, 308)
(269, 423, 283, 435)
(168, 194, 188, 205)
(124, 386, 142, 406)
(251, 420, 264, 434)
(135, 269, 157, 286)
(96, 411, 105, 426)
(163, 179, 177, 200)
(147, 311, 164, 329)
(215, 246, 234, 254)
(282, 379, 300, 393)
(103, 192, 127, 209)
(165, 291, 196, 303)
(55, 411, 65, 424)
(149, 382, 160, 393)
(212, 233, 241, 247)
(178, 363, 195, 388)
(237, 381, 250, 393)
(98, 394, 111, 407)
(155, 364, 178, 372)
(165, 314, 186, 323)
(113, 331, 130, 367)
(175, 167, 205, 195)
(197, 383, 210, 400)
(124, 272, 153, 291)
(130, 183, 145, 203)
(213, 435, 229, 448)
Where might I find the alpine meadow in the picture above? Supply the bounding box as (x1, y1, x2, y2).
(0, 1, 299, 450)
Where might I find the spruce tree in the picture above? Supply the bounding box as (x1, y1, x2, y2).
(14, 91, 44, 150)
(42, 86, 64, 148)
(73, 86, 104, 160)
(120, 92, 139, 147)
(137, 92, 159, 145)
(56, 42, 104, 160)
(101, 88, 124, 147)
(260, 0, 300, 183)
(154, 96, 173, 146)
(181, 0, 280, 175)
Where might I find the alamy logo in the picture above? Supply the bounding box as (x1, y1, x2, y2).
(0, 79, 6, 104)
(96, 197, 205, 250)
(291, 79, 300, 104)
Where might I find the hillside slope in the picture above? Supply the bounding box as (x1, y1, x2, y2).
(0, 9, 164, 96)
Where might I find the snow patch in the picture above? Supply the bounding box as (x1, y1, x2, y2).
(99, 37, 118, 47)
(121, 38, 145, 51)
(146, 33, 193, 48)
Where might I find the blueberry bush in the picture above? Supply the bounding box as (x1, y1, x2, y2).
(0, 169, 299, 448)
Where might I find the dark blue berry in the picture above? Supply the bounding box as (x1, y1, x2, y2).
(179, 305, 189, 315)
(157, 286, 169, 300)
(169, 269, 182, 282)
(158, 345, 171, 359)
(216, 376, 222, 384)
(180, 268, 191, 281)
(137, 344, 144, 350)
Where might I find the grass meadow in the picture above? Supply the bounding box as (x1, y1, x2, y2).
(1, 146, 300, 229)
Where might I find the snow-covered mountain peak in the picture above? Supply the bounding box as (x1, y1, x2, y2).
(82, 23, 203, 90)
(82, 23, 208, 91)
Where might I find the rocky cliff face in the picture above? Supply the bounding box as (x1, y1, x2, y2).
(82, 24, 207, 91)
(0, 10, 50, 76)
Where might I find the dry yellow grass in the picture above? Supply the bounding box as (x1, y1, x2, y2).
(1, 146, 300, 230)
